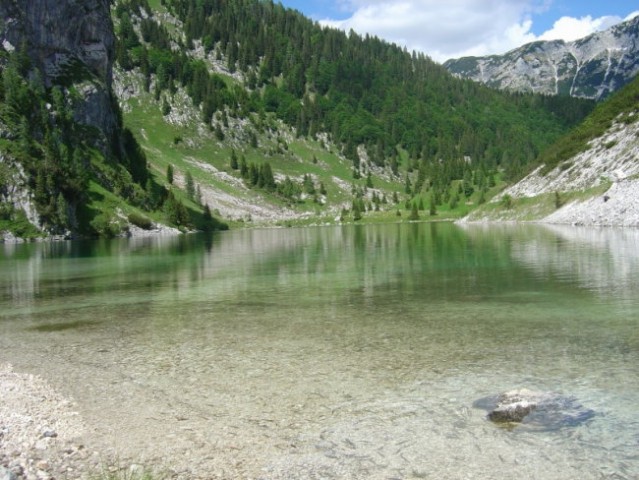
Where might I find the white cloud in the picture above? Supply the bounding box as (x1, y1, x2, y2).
(319, 1, 632, 63)
(538, 15, 622, 42)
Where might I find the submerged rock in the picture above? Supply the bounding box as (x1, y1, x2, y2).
(474, 388, 595, 429)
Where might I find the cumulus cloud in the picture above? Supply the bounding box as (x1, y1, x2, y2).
(538, 15, 624, 42)
(319, 1, 632, 63)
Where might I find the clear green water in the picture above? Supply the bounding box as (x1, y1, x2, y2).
(1, 223, 638, 479)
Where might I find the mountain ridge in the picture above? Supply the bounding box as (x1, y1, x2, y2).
(444, 15, 639, 100)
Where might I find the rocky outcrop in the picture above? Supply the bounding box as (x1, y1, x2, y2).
(0, 0, 117, 142)
(462, 89, 639, 226)
(474, 389, 595, 429)
(0, 155, 40, 230)
(444, 15, 639, 100)
(502, 112, 639, 198)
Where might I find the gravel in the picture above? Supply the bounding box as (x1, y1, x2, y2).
(0, 364, 105, 480)
(544, 178, 639, 227)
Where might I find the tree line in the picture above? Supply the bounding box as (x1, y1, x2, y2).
(113, 0, 596, 205)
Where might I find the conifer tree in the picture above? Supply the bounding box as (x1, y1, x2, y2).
(167, 164, 174, 185)
(230, 149, 239, 170)
(409, 202, 419, 221)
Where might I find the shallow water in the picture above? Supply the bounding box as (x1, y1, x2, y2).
(1, 223, 638, 479)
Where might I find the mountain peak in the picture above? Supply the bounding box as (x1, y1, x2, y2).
(444, 15, 639, 100)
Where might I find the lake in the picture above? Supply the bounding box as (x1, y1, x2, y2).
(1, 223, 638, 479)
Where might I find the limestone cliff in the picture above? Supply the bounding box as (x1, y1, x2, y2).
(444, 15, 639, 100)
(0, 0, 117, 142)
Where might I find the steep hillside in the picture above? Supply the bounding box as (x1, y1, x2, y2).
(463, 75, 639, 226)
(444, 15, 639, 100)
(112, 0, 595, 226)
(0, 0, 226, 240)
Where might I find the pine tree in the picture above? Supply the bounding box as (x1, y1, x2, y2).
(230, 149, 239, 170)
(167, 164, 174, 184)
(404, 174, 412, 194)
(408, 202, 419, 221)
(429, 193, 437, 216)
(366, 172, 374, 188)
(202, 203, 215, 231)
(352, 202, 362, 221)
(240, 156, 248, 178)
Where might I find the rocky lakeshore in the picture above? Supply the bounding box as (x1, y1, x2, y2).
(0, 364, 123, 480)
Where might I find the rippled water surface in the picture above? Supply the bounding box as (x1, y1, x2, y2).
(1, 223, 638, 479)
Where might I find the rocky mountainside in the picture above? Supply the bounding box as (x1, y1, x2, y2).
(463, 76, 639, 226)
(1, 0, 225, 239)
(444, 15, 639, 100)
(0, 0, 117, 144)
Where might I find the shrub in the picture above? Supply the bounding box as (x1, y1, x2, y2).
(128, 212, 153, 230)
(501, 194, 513, 209)
(90, 213, 122, 237)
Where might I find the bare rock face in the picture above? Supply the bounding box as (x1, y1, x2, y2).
(0, 0, 117, 142)
(444, 15, 639, 100)
(474, 389, 595, 429)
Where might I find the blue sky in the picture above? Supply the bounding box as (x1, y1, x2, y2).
(277, 0, 639, 62)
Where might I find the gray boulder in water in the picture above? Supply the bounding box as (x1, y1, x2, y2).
(474, 388, 595, 429)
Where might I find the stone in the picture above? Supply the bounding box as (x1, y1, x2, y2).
(0, 466, 17, 480)
(489, 400, 537, 423)
(474, 388, 596, 429)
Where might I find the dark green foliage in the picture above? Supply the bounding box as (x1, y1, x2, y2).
(408, 202, 420, 221)
(278, 176, 302, 201)
(303, 174, 315, 195)
(128, 211, 153, 229)
(429, 194, 437, 216)
(239, 155, 248, 177)
(185, 170, 195, 200)
(200, 203, 220, 231)
(462, 170, 474, 198)
(366, 172, 374, 188)
(167, 164, 174, 184)
(230, 149, 239, 170)
(90, 212, 123, 237)
(352, 201, 363, 221)
(116, 0, 594, 190)
(0, 5, 230, 238)
(122, 127, 149, 185)
(0, 51, 96, 232)
(240, 159, 276, 192)
(449, 193, 459, 209)
(501, 194, 513, 209)
(164, 189, 190, 226)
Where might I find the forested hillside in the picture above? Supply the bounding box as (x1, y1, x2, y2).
(463, 74, 639, 225)
(0, 0, 227, 239)
(112, 0, 595, 224)
(1, 0, 600, 238)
